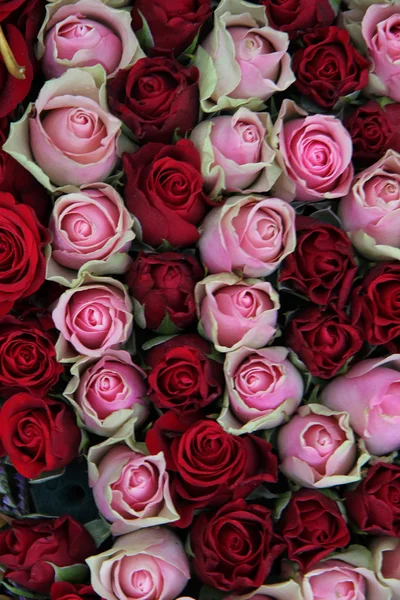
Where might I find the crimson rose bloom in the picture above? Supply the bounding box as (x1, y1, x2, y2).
(123, 140, 208, 248)
(51, 583, 99, 600)
(0, 24, 33, 117)
(192, 499, 284, 593)
(261, 0, 334, 39)
(345, 463, 400, 536)
(146, 412, 277, 527)
(280, 216, 357, 308)
(108, 57, 199, 144)
(131, 0, 212, 57)
(0, 192, 49, 317)
(0, 393, 81, 479)
(280, 489, 350, 571)
(146, 334, 224, 414)
(127, 252, 204, 331)
(293, 27, 370, 108)
(0, 516, 96, 593)
(285, 305, 363, 379)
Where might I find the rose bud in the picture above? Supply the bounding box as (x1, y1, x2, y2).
(218, 346, 303, 434)
(371, 536, 400, 599)
(190, 108, 280, 197)
(195, 273, 280, 353)
(64, 350, 149, 437)
(226, 580, 303, 600)
(277, 403, 369, 488)
(199, 195, 296, 278)
(38, 0, 144, 79)
(87, 528, 190, 600)
(261, 0, 335, 39)
(321, 354, 400, 456)
(196, 0, 295, 113)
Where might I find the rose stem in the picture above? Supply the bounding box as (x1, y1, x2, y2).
(0, 26, 25, 79)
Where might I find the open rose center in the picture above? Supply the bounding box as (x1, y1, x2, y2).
(132, 569, 153, 595)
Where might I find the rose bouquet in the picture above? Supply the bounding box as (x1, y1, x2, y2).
(0, 0, 400, 599)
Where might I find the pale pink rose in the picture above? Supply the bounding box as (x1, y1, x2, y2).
(64, 350, 149, 437)
(226, 579, 303, 600)
(190, 108, 280, 197)
(321, 354, 400, 456)
(38, 0, 144, 79)
(339, 150, 400, 261)
(195, 273, 280, 353)
(86, 527, 190, 600)
(52, 274, 133, 361)
(371, 537, 400, 600)
(277, 404, 368, 488)
(218, 346, 303, 434)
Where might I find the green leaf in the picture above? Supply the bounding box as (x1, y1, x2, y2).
(48, 563, 89, 584)
(29, 469, 65, 485)
(178, 28, 201, 63)
(198, 586, 225, 600)
(2, 581, 39, 599)
(84, 518, 111, 548)
(156, 239, 174, 253)
(172, 128, 183, 144)
(135, 11, 154, 50)
(142, 334, 178, 352)
(246, 485, 278, 502)
(185, 534, 195, 558)
(273, 492, 292, 521)
(206, 349, 225, 364)
(156, 312, 180, 335)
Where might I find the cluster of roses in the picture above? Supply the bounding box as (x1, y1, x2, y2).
(1, 0, 400, 600)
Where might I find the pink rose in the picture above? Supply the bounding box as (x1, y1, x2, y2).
(218, 346, 303, 434)
(339, 149, 400, 261)
(87, 527, 190, 600)
(64, 350, 149, 437)
(199, 195, 296, 278)
(277, 404, 369, 488)
(38, 0, 144, 79)
(321, 354, 400, 456)
(52, 274, 133, 361)
(371, 537, 400, 599)
(273, 100, 354, 202)
(190, 108, 280, 197)
(195, 273, 280, 353)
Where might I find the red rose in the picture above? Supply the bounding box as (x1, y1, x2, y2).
(0, 192, 49, 317)
(292, 26, 370, 109)
(131, 0, 212, 57)
(51, 582, 99, 600)
(279, 489, 350, 571)
(261, 0, 334, 39)
(123, 140, 207, 248)
(0, 313, 63, 397)
(127, 252, 204, 331)
(285, 305, 363, 379)
(345, 463, 400, 536)
(146, 411, 277, 527)
(145, 334, 224, 414)
(280, 216, 357, 308)
(192, 499, 284, 593)
(0, 24, 33, 118)
(0, 393, 81, 479)
(108, 57, 199, 144)
(0, 0, 26, 21)
(4, 0, 45, 73)
(345, 101, 400, 169)
(0, 516, 96, 593)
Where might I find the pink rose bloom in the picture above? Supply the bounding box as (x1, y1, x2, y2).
(88, 441, 179, 535)
(190, 108, 280, 197)
(52, 275, 133, 361)
(277, 404, 368, 488)
(339, 150, 400, 261)
(64, 350, 149, 437)
(195, 273, 280, 353)
(218, 346, 303, 434)
(371, 537, 400, 600)
(199, 195, 296, 278)
(321, 354, 400, 456)
(362, 4, 400, 102)
(87, 527, 190, 600)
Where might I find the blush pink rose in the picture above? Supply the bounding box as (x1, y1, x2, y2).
(371, 537, 400, 600)
(321, 354, 400, 456)
(199, 195, 296, 278)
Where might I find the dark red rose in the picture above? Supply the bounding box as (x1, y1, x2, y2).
(0, 313, 63, 397)
(0, 0, 26, 21)
(127, 252, 204, 331)
(123, 140, 207, 248)
(345, 463, 400, 536)
(292, 26, 370, 109)
(146, 411, 277, 527)
(5, 0, 45, 73)
(280, 489, 350, 571)
(261, 0, 334, 39)
(0, 24, 33, 118)
(0, 192, 49, 317)
(0, 393, 81, 479)
(192, 499, 284, 593)
(131, 0, 212, 57)
(280, 216, 357, 308)
(108, 57, 199, 144)
(0, 516, 96, 593)
(51, 582, 99, 600)
(345, 101, 400, 169)
(145, 334, 223, 414)
(285, 305, 363, 379)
